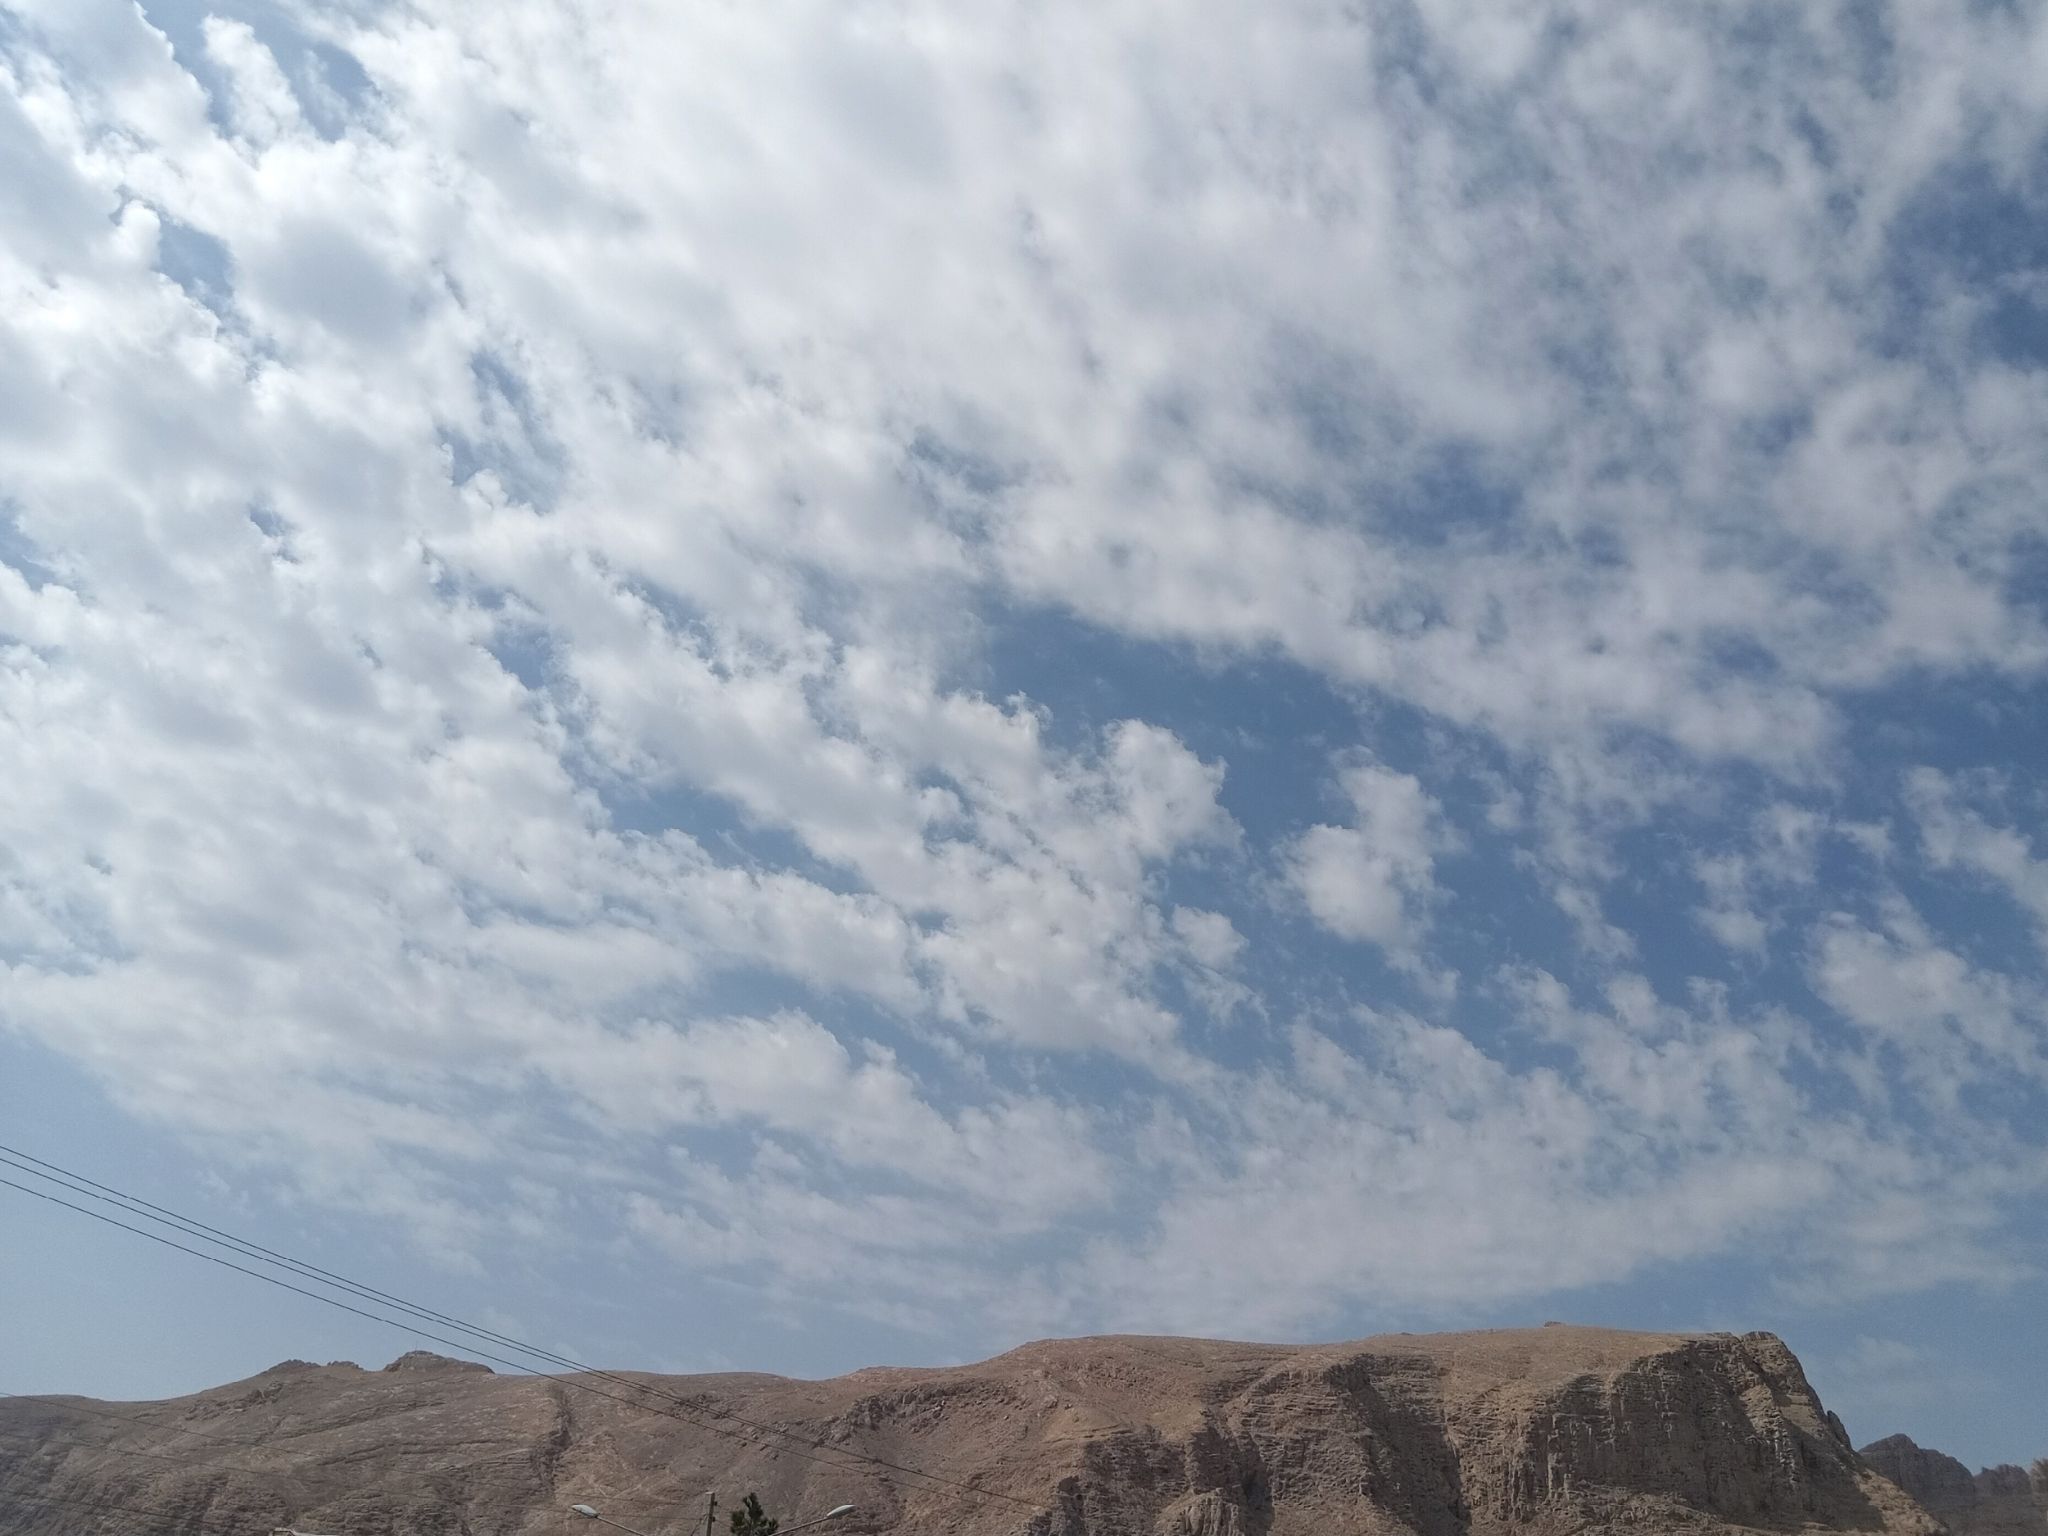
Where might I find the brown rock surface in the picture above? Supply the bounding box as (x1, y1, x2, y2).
(0, 1328, 1943, 1536)
(1857, 1435, 2048, 1536)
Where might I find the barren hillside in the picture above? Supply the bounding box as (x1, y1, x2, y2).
(0, 1327, 1944, 1536)
(1858, 1435, 2048, 1536)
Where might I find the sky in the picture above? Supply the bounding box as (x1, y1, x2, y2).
(1, 0, 2046, 1476)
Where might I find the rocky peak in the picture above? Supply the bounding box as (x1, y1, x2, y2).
(381, 1350, 494, 1374)
(0, 1328, 1952, 1536)
(1862, 1434, 1981, 1503)
(1860, 1434, 2048, 1536)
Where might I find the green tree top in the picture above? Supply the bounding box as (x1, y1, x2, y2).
(728, 1494, 779, 1536)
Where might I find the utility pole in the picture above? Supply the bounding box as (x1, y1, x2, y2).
(701, 1492, 718, 1536)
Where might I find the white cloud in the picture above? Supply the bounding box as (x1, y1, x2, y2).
(1170, 906, 1244, 973)
(1693, 803, 1825, 954)
(200, 18, 303, 148)
(1069, 983, 1973, 1335)
(1286, 760, 1445, 959)
(0, 0, 2045, 1356)
(1807, 893, 2048, 1123)
(1907, 769, 2048, 945)
(1065, 964, 2048, 1335)
(544, 1010, 1109, 1221)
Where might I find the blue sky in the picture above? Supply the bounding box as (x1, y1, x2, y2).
(1, 0, 2046, 1473)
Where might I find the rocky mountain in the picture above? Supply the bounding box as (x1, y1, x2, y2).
(0, 1326, 1944, 1536)
(1857, 1435, 2048, 1536)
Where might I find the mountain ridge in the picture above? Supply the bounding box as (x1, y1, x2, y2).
(1856, 1433, 2048, 1536)
(0, 1326, 1954, 1536)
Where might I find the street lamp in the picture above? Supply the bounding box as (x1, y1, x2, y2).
(570, 1503, 853, 1536)
(782, 1506, 857, 1535)
(570, 1505, 653, 1536)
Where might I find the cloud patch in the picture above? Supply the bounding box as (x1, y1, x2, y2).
(0, 0, 2045, 1371)
(1286, 759, 1446, 962)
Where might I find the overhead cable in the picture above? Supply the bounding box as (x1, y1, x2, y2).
(0, 1151, 1038, 1512)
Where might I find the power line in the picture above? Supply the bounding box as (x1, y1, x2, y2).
(0, 1157, 1038, 1512)
(0, 1174, 910, 1496)
(0, 1146, 561, 1363)
(0, 1144, 1021, 1503)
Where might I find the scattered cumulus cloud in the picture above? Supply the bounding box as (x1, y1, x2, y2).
(1286, 759, 1446, 962)
(0, 0, 2046, 1350)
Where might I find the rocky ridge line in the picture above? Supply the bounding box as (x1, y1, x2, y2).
(1858, 1434, 2048, 1536)
(0, 1328, 1947, 1536)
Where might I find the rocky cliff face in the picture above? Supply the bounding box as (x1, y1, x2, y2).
(0, 1327, 1942, 1536)
(1858, 1435, 2048, 1536)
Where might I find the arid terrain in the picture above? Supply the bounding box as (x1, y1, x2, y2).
(1857, 1436, 2048, 1536)
(0, 1326, 2029, 1536)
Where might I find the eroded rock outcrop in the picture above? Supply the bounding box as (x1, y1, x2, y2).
(1859, 1435, 2048, 1536)
(0, 1330, 1945, 1536)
